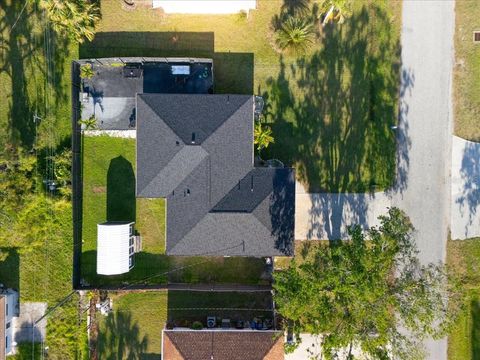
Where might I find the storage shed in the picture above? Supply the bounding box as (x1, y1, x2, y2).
(96, 222, 137, 275)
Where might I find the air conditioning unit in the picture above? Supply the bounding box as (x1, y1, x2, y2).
(207, 317, 216, 328)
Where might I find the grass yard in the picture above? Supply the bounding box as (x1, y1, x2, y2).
(97, 291, 168, 358)
(0, 1, 87, 358)
(81, 135, 169, 285)
(81, 0, 402, 192)
(447, 238, 480, 360)
(167, 290, 273, 326)
(81, 135, 269, 287)
(453, 0, 480, 141)
(96, 290, 273, 357)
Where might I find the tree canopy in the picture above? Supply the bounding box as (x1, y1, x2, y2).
(274, 208, 460, 359)
(37, 0, 100, 43)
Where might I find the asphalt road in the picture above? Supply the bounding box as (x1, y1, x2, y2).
(394, 2, 455, 358)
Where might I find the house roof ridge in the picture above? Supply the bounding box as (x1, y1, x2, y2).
(138, 93, 252, 145)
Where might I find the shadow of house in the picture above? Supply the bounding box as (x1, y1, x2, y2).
(106, 156, 136, 223)
(0, 248, 20, 292)
(80, 251, 171, 287)
(79, 32, 253, 94)
(166, 290, 274, 327)
(97, 311, 148, 359)
(269, 170, 295, 254)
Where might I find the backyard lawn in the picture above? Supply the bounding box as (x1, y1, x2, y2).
(453, 0, 480, 141)
(82, 0, 402, 192)
(0, 1, 87, 358)
(81, 135, 269, 287)
(447, 238, 480, 360)
(97, 291, 168, 358)
(96, 290, 273, 357)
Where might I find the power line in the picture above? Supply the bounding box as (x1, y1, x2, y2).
(10, 0, 28, 33)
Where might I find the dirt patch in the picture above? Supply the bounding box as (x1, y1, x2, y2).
(92, 186, 106, 194)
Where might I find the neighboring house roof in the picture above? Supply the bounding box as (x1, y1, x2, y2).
(163, 330, 284, 360)
(136, 94, 295, 257)
(96, 222, 134, 275)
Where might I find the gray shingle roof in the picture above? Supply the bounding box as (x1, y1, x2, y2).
(136, 94, 295, 256)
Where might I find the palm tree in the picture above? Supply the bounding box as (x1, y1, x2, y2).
(78, 115, 97, 130)
(319, 0, 352, 25)
(275, 16, 315, 54)
(80, 64, 94, 79)
(254, 122, 275, 153)
(39, 0, 100, 43)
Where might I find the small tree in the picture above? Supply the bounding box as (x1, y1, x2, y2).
(80, 64, 94, 79)
(274, 208, 461, 359)
(78, 115, 97, 130)
(275, 16, 315, 54)
(254, 122, 275, 153)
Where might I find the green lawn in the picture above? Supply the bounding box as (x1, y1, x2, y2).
(96, 290, 273, 357)
(0, 1, 87, 358)
(453, 0, 480, 141)
(81, 135, 268, 287)
(97, 291, 168, 358)
(447, 238, 480, 360)
(81, 0, 402, 192)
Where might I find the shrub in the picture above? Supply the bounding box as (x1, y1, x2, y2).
(191, 321, 203, 330)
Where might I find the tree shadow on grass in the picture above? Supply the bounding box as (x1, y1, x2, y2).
(97, 311, 148, 360)
(0, 0, 70, 149)
(261, 4, 409, 239)
(0, 248, 19, 292)
(107, 156, 136, 222)
(263, 5, 402, 193)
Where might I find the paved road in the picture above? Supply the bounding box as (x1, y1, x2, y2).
(395, 2, 454, 358)
(295, 1, 455, 358)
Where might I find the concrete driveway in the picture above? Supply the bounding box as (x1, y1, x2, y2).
(451, 135, 480, 239)
(294, 1, 455, 359)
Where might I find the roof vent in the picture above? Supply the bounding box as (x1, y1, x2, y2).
(176, 140, 180, 146)
(250, 176, 254, 192)
(474, 31, 480, 43)
(191, 132, 196, 144)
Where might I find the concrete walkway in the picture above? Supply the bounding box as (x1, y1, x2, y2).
(451, 135, 480, 239)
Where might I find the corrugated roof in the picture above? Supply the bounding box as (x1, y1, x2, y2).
(97, 222, 133, 275)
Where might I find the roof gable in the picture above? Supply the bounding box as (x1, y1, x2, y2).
(139, 93, 249, 144)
